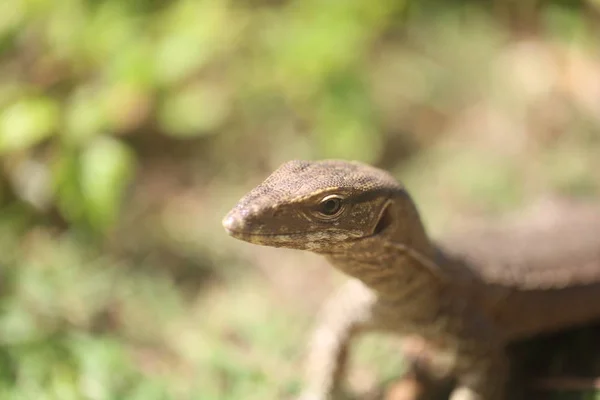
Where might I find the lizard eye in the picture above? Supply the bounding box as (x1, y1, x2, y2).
(315, 195, 345, 219)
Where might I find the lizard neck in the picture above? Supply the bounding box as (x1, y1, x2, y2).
(324, 193, 441, 302)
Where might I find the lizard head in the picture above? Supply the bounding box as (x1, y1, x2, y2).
(222, 159, 409, 253)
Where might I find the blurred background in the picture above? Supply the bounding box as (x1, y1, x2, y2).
(1, 0, 600, 399)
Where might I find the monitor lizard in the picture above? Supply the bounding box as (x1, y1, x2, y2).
(222, 159, 600, 400)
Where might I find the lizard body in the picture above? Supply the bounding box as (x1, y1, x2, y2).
(222, 160, 600, 400)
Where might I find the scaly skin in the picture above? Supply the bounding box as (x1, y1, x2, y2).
(222, 160, 600, 400)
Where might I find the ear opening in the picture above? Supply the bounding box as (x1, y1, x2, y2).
(373, 201, 393, 235)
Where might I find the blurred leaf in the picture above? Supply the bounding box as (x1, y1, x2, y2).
(263, 0, 401, 97)
(125, 380, 171, 400)
(71, 336, 134, 400)
(543, 4, 586, 40)
(0, 0, 24, 39)
(0, 97, 59, 154)
(160, 83, 229, 137)
(155, 0, 233, 85)
(53, 149, 86, 224)
(45, 0, 87, 61)
(315, 75, 381, 162)
(80, 136, 136, 231)
(63, 87, 107, 145)
(83, 1, 140, 63)
(105, 39, 156, 88)
(0, 303, 40, 345)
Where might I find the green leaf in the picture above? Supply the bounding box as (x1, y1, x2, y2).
(53, 148, 86, 225)
(63, 88, 107, 145)
(154, 1, 233, 86)
(0, 303, 40, 345)
(314, 74, 381, 162)
(159, 83, 229, 137)
(80, 136, 136, 231)
(0, 0, 24, 38)
(70, 336, 133, 399)
(0, 97, 59, 154)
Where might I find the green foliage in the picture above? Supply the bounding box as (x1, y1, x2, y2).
(0, 221, 179, 398)
(52, 137, 136, 232)
(0, 97, 59, 154)
(1, 0, 597, 230)
(79, 137, 136, 230)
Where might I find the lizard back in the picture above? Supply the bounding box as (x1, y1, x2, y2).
(437, 200, 600, 337)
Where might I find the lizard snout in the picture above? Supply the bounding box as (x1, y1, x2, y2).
(222, 213, 240, 234)
(222, 206, 270, 239)
(222, 209, 248, 236)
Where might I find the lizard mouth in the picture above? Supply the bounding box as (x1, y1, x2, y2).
(223, 228, 305, 239)
(224, 229, 324, 248)
(222, 214, 310, 244)
(224, 226, 324, 239)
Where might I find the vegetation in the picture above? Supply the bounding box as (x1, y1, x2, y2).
(1, 0, 600, 398)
